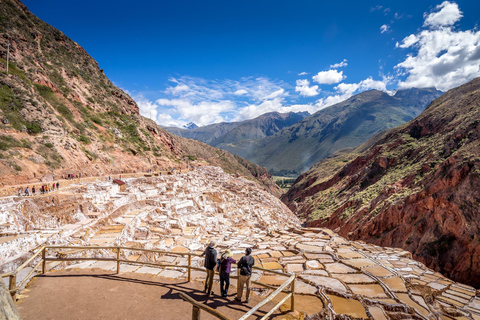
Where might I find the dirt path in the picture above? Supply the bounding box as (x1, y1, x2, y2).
(0, 169, 193, 198)
(16, 270, 297, 320)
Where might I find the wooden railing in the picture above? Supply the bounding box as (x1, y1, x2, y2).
(0, 245, 296, 319)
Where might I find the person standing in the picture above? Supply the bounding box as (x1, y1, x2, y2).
(200, 240, 217, 295)
(32, 186, 35, 196)
(56, 182, 59, 189)
(24, 186, 29, 196)
(219, 249, 236, 298)
(236, 248, 254, 303)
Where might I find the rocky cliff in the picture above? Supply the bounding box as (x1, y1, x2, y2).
(0, 0, 280, 195)
(282, 77, 480, 287)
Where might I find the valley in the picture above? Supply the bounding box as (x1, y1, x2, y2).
(2, 166, 480, 319)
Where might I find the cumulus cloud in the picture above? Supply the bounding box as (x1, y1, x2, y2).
(329, 59, 348, 69)
(234, 89, 248, 95)
(136, 94, 158, 121)
(298, 72, 309, 76)
(315, 76, 391, 109)
(234, 98, 316, 121)
(295, 79, 320, 97)
(312, 69, 346, 84)
(396, 34, 418, 48)
(380, 24, 390, 34)
(132, 76, 303, 127)
(396, 2, 480, 91)
(423, 1, 462, 28)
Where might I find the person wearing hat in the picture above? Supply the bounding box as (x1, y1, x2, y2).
(201, 240, 217, 295)
(236, 247, 254, 303)
(219, 249, 236, 298)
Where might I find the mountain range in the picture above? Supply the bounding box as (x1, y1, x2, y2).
(282, 77, 480, 287)
(165, 89, 442, 176)
(164, 111, 310, 146)
(0, 0, 280, 195)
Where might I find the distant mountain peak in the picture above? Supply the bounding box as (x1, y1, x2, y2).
(183, 122, 198, 130)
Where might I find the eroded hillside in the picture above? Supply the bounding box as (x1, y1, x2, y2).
(282, 77, 480, 287)
(0, 0, 279, 195)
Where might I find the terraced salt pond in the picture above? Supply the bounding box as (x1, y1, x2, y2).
(1, 166, 480, 319)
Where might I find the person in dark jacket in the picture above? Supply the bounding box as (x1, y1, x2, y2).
(236, 248, 254, 302)
(201, 240, 217, 295)
(219, 249, 236, 298)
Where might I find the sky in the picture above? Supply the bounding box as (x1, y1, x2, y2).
(22, 0, 480, 127)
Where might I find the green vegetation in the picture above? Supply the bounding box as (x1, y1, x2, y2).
(274, 176, 296, 189)
(186, 155, 197, 161)
(78, 135, 90, 144)
(81, 147, 98, 160)
(0, 135, 21, 150)
(90, 116, 102, 125)
(0, 58, 28, 82)
(37, 144, 63, 169)
(44, 142, 54, 148)
(25, 122, 42, 134)
(34, 84, 74, 122)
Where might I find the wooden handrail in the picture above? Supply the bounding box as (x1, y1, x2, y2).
(238, 274, 295, 320)
(1, 244, 297, 319)
(179, 292, 232, 320)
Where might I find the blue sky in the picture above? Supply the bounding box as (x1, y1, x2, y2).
(23, 0, 480, 127)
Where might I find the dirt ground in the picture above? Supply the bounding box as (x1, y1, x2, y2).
(16, 270, 298, 320)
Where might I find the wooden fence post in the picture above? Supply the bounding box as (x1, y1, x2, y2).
(188, 254, 192, 282)
(42, 247, 46, 274)
(192, 305, 201, 320)
(116, 247, 121, 274)
(9, 274, 16, 299)
(290, 277, 295, 312)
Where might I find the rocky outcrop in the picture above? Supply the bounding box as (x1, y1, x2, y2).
(0, 281, 21, 320)
(283, 77, 480, 287)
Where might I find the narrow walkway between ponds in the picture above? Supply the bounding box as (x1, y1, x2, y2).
(16, 269, 299, 320)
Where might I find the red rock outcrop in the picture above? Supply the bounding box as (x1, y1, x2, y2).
(283, 77, 480, 287)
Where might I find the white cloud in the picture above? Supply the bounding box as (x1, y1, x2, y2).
(135, 94, 158, 121)
(312, 69, 346, 84)
(234, 98, 316, 121)
(298, 72, 309, 76)
(234, 89, 248, 95)
(423, 1, 462, 28)
(329, 59, 348, 69)
(132, 76, 296, 127)
(315, 76, 391, 109)
(380, 24, 390, 34)
(396, 34, 419, 48)
(295, 79, 320, 97)
(396, 2, 480, 91)
(155, 98, 235, 126)
(263, 88, 285, 100)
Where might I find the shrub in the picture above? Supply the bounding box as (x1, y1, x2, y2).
(25, 122, 42, 134)
(14, 164, 22, 171)
(78, 135, 90, 144)
(90, 116, 102, 125)
(45, 142, 54, 148)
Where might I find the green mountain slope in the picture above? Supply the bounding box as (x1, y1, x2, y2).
(228, 88, 442, 175)
(163, 111, 309, 147)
